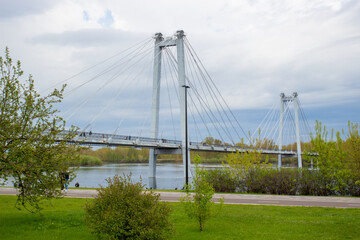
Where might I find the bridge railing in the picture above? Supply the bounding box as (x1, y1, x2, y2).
(73, 131, 183, 145)
(55, 130, 310, 155)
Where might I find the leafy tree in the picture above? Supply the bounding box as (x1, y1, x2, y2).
(181, 155, 223, 231)
(343, 121, 360, 178)
(226, 147, 271, 181)
(255, 137, 277, 150)
(304, 121, 356, 195)
(85, 174, 173, 240)
(203, 137, 214, 145)
(0, 47, 80, 212)
(213, 138, 222, 145)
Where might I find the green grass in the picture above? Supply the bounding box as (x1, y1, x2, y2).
(0, 195, 359, 239)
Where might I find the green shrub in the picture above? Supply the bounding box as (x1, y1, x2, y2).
(84, 174, 173, 240)
(205, 168, 238, 192)
(244, 168, 268, 194)
(298, 169, 324, 196)
(262, 168, 299, 195)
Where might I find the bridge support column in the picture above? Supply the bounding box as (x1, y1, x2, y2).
(148, 33, 163, 189)
(176, 30, 191, 186)
(148, 30, 190, 188)
(278, 92, 302, 168)
(278, 93, 284, 168)
(293, 92, 302, 168)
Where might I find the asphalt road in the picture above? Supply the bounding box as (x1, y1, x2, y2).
(1, 187, 359, 208)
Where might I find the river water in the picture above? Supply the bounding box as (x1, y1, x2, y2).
(72, 163, 222, 189)
(1, 163, 222, 189)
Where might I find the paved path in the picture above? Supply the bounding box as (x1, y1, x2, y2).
(1, 187, 359, 208)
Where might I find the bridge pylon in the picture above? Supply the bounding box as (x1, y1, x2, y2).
(148, 30, 190, 188)
(278, 92, 302, 168)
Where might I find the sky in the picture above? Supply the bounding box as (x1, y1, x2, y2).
(0, 0, 359, 144)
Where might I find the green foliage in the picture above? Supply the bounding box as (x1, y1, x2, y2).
(81, 147, 150, 163)
(84, 174, 173, 240)
(304, 121, 360, 195)
(202, 122, 360, 196)
(181, 155, 223, 232)
(261, 168, 299, 195)
(0, 47, 80, 212)
(226, 143, 272, 184)
(70, 155, 103, 166)
(205, 168, 238, 192)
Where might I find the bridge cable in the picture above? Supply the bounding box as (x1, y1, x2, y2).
(251, 103, 277, 146)
(165, 48, 230, 144)
(182, 48, 210, 143)
(80, 44, 156, 134)
(297, 99, 312, 142)
(166, 44, 228, 144)
(184, 41, 237, 145)
(40, 38, 153, 94)
(184, 38, 250, 143)
(255, 103, 278, 148)
(61, 40, 154, 119)
(184, 44, 236, 145)
(163, 48, 214, 141)
(183, 48, 216, 144)
(163, 47, 206, 143)
(63, 40, 155, 121)
(162, 50, 178, 141)
(63, 39, 154, 98)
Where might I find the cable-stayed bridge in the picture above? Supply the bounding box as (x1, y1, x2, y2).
(52, 30, 313, 187)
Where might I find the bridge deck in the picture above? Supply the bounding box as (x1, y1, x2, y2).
(57, 131, 306, 156)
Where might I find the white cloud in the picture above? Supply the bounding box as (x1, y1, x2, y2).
(0, 0, 359, 137)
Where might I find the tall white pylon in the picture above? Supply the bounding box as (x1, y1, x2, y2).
(148, 30, 190, 188)
(278, 92, 302, 168)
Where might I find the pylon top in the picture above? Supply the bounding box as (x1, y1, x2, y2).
(154, 32, 164, 41)
(175, 30, 185, 38)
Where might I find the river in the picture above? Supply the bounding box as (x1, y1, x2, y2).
(72, 162, 222, 189)
(1, 163, 222, 189)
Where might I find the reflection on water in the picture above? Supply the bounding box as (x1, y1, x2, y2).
(73, 163, 222, 189)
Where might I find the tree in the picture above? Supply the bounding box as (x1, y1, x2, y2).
(203, 137, 214, 145)
(304, 121, 360, 195)
(0, 47, 80, 212)
(343, 121, 360, 178)
(181, 155, 223, 231)
(85, 174, 173, 240)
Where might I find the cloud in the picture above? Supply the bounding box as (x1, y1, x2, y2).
(0, 0, 58, 19)
(1, 0, 360, 138)
(29, 29, 149, 47)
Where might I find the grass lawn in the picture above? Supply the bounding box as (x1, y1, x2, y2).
(0, 195, 359, 239)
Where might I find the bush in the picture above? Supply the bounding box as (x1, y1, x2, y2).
(262, 168, 299, 195)
(205, 168, 238, 192)
(244, 168, 268, 194)
(84, 174, 173, 240)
